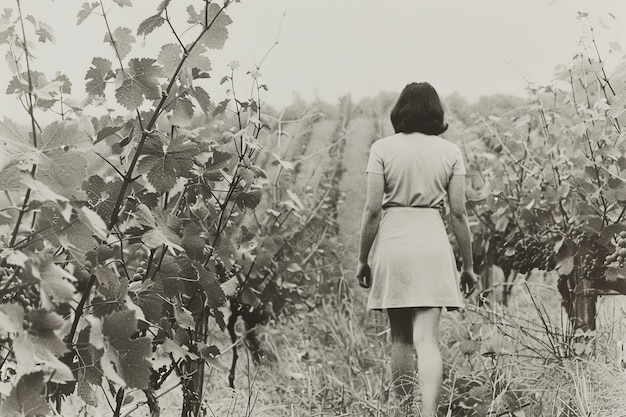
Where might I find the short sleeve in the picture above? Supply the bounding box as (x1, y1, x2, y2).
(451, 146, 466, 176)
(366, 143, 384, 175)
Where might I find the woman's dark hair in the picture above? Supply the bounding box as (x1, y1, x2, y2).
(390, 82, 448, 135)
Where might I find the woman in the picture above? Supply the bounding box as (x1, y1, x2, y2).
(356, 82, 477, 416)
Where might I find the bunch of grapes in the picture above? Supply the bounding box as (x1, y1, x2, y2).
(494, 233, 556, 274)
(604, 231, 626, 268)
(566, 229, 610, 281)
(0, 268, 39, 312)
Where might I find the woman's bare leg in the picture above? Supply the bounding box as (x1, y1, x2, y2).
(387, 308, 416, 403)
(412, 307, 443, 417)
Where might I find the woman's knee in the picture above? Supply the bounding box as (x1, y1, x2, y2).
(412, 307, 442, 347)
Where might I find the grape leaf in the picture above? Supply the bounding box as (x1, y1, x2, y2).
(85, 57, 114, 97)
(0, 372, 51, 417)
(186, 44, 212, 73)
(102, 310, 152, 389)
(113, 0, 132, 6)
(25, 15, 55, 44)
(201, 3, 232, 49)
(157, 0, 171, 12)
(77, 2, 99, 26)
(157, 43, 182, 76)
(129, 280, 166, 323)
(53, 72, 72, 94)
(162, 338, 198, 361)
(137, 136, 199, 193)
(192, 261, 226, 308)
(170, 93, 195, 127)
(104, 27, 135, 60)
(83, 176, 125, 223)
(182, 225, 205, 261)
(173, 299, 195, 329)
(6, 71, 63, 109)
(235, 189, 262, 209)
(38, 255, 76, 305)
(115, 58, 163, 110)
(0, 303, 25, 334)
(95, 124, 123, 144)
(212, 98, 230, 116)
(191, 86, 211, 115)
(186, 4, 231, 49)
(33, 205, 99, 263)
(154, 257, 197, 298)
(157, 43, 211, 79)
(13, 333, 75, 382)
(133, 204, 184, 250)
(75, 327, 103, 406)
(137, 13, 165, 37)
(25, 309, 68, 357)
(0, 9, 14, 44)
(95, 265, 128, 307)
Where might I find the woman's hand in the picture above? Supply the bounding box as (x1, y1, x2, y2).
(460, 269, 478, 298)
(356, 262, 371, 289)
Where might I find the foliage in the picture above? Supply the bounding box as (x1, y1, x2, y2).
(452, 17, 626, 331)
(0, 1, 342, 416)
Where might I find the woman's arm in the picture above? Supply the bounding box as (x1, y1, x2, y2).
(447, 175, 472, 269)
(358, 173, 384, 262)
(356, 173, 384, 287)
(447, 174, 477, 295)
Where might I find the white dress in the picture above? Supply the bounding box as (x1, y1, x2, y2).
(365, 132, 465, 310)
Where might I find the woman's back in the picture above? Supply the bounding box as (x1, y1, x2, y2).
(366, 132, 465, 209)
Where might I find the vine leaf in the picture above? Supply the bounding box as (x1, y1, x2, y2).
(33, 205, 100, 263)
(134, 204, 184, 250)
(0, 372, 51, 417)
(129, 280, 165, 323)
(212, 98, 230, 117)
(77, 2, 99, 26)
(75, 327, 103, 406)
(137, 136, 199, 193)
(113, 0, 132, 7)
(191, 86, 211, 115)
(0, 9, 14, 44)
(26, 309, 68, 357)
(187, 4, 232, 50)
(0, 303, 24, 334)
(192, 261, 226, 308)
(157, 0, 171, 12)
(137, 14, 165, 37)
(13, 332, 75, 382)
(38, 255, 76, 306)
(158, 43, 212, 81)
(95, 265, 128, 307)
(157, 43, 182, 76)
(25, 15, 55, 44)
(182, 225, 205, 261)
(95, 125, 123, 144)
(170, 92, 195, 127)
(173, 299, 195, 329)
(114, 58, 163, 111)
(53, 73, 72, 94)
(85, 57, 114, 97)
(102, 310, 152, 389)
(83, 176, 125, 223)
(162, 338, 198, 361)
(104, 27, 135, 60)
(235, 189, 262, 210)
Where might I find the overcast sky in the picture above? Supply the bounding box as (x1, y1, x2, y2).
(0, 0, 624, 120)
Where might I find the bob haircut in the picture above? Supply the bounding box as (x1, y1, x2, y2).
(390, 82, 448, 135)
